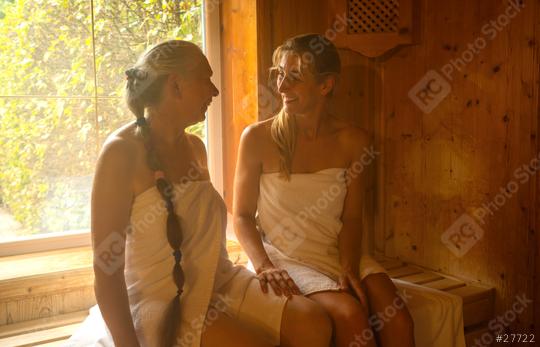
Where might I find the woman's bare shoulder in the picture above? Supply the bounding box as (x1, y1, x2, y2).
(245, 116, 273, 133)
(240, 117, 274, 144)
(185, 132, 208, 164)
(98, 122, 140, 169)
(106, 121, 139, 143)
(185, 132, 205, 149)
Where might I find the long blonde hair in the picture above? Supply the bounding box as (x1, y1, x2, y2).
(270, 33, 341, 180)
(125, 40, 204, 347)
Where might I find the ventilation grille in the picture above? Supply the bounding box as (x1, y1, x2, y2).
(347, 0, 400, 34)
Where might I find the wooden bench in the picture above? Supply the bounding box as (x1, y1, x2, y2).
(0, 240, 249, 346)
(373, 254, 496, 346)
(0, 246, 494, 346)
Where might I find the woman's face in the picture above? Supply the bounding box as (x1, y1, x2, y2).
(276, 52, 329, 115)
(174, 55, 219, 126)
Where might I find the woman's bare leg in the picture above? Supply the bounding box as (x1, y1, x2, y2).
(280, 295, 333, 347)
(200, 313, 273, 347)
(308, 291, 377, 347)
(362, 273, 415, 347)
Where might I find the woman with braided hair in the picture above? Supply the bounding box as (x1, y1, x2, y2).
(73, 40, 332, 347)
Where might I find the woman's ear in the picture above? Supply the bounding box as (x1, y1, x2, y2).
(167, 73, 183, 98)
(320, 75, 336, 97)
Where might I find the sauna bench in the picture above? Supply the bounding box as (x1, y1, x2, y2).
(0, 247, 493, 346)
(0, 241, 248, 346)
(373, 254, 496, 346)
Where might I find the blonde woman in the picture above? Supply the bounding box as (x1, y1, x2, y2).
(233, 34, 415, 347)
(70, 40, 332, 347)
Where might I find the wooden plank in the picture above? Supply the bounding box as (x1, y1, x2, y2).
(372, 254, 388, 263)
(0, 268, 94, 300)
(462, 298, 494, 328)
(0, 322, 81, 347)
(0, 242, 244, 325)
(0, 310, 87, 339)
(535, 0, 540, 334)
(0, 247, 92, 282)
(398, 271, 444, 285)
(447, 286, 495, 305)
(465, 325, 492, 347)
(423, 278, 466, 291)
(380, 259, 405, 271)
(220, 0, 259, 209)
(386, 265, 424, 278)
(34, 340, 70, 347)
(2, 287, 95, 326)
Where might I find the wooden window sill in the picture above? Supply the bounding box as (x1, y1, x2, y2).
(0, 241, 248, 325)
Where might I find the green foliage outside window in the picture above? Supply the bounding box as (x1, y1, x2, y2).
(0, 0, 204, 238)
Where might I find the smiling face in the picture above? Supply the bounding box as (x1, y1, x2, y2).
(276, 52, 334, 115)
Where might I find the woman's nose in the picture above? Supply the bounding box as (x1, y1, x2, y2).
(277, 76, 290, 93)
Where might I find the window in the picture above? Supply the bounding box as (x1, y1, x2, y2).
(0, 0, 217, 253)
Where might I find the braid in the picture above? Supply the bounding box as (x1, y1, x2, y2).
(126, 65, 184, 347)
(139, 120, 184, 347)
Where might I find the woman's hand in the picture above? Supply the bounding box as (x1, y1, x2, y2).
(256, 265, 302, 298)
(338, 270, 369, 310)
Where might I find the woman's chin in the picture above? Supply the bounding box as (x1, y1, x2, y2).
(183, 116, 205, 128)
(193, 110, 207, 122)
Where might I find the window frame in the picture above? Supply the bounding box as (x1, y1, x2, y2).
(204, 0, 224, 197)
(0, 0, 223, 257)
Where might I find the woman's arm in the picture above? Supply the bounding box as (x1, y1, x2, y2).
(232, 126, 271, 270)
(338, 130, 372, 307)
(91, 138, 140, 347)
(233, 125, 300, 298)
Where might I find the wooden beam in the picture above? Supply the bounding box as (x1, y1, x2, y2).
(220, 0, 259, 209)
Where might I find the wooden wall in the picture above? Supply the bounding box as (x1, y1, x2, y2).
(379, 0, 539, 334)
(247, 0, 540, 336)
(220, 0, 259, 209)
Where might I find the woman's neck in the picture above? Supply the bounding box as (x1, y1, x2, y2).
(294, 105, 330, 140)
(146, 110, 188, 147)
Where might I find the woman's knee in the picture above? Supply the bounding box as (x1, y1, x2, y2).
(200, 313, 273, 347)
(283, 296, 332, 341)
(332, 299, 370, 327)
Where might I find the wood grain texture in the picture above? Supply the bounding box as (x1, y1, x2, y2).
(326, 0, 420, 57)
(535, 0, 540, 337)
(0, 240, 248, 326)
(220, 0, 259, 209)
(379, 255, 495, 331)
(378, 0, 539, 334)
(253, 0, 539, 334)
